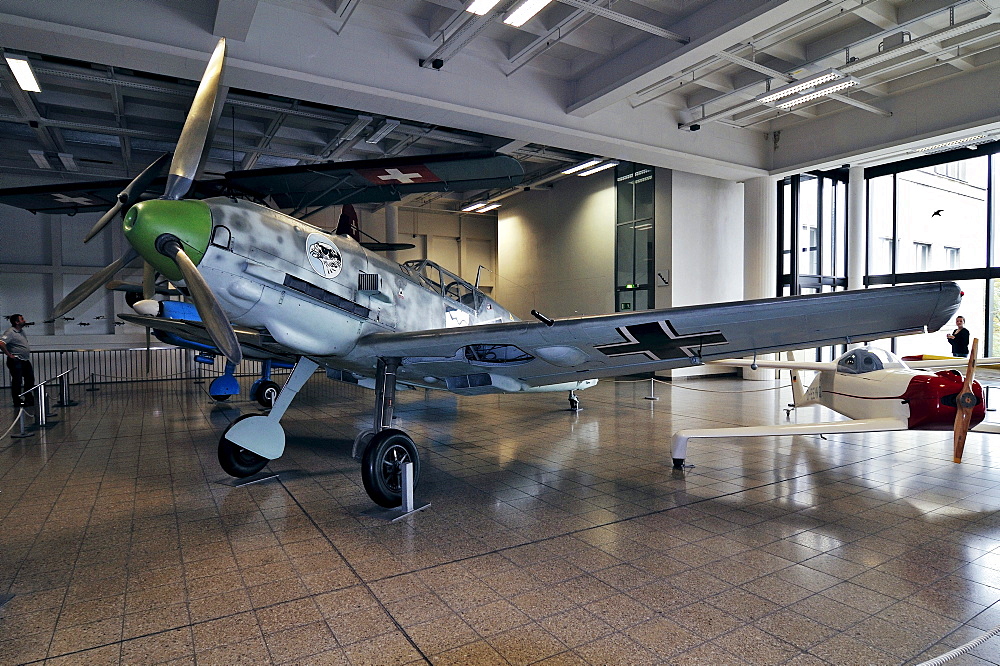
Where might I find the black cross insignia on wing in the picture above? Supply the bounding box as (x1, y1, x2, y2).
(594, 321, 728, 361)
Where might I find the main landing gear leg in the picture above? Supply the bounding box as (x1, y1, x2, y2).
(217, 356, 319, 478)
(360, 357, 420, 508)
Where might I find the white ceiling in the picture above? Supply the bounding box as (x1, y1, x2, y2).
(0, 0, 998, 190)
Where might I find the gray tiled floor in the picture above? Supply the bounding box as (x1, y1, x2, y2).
(1, 372, 999, 665)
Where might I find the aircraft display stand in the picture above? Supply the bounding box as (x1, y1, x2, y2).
(388, 462, 430, 522)
(220, 470, 279, 488)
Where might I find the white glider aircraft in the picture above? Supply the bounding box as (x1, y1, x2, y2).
(672, 340, 1000, 467)
(0, 39, 967, 507)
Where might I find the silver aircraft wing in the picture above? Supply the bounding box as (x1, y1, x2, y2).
(353, 282, 961, 388)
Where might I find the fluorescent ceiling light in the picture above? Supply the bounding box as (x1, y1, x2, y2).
(757, 68, 844, 105)
(561, 158, 603, 175)
(776, 78, 859, 109)
(28, 150, 51, 169)
(5, 54, 40, 93)
(462, 202, 488, 212)
(365, 119, 400, 144)
(504, 0, 554, 27)
(918, 134, 989, 153)
(340, 115, 372, 142)
(57, 153, 78, 172)
(578, 160, 618, 176)
(467, 0, 502, 14)
(478, 203, 501, 212)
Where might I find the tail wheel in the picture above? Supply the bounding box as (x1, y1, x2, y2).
(218, 414, 269, 477)
(361, 429, 419, 508)
(254, 380, 280, 408)
(211, 393, 231, 402)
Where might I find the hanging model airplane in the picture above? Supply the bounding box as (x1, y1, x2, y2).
(0, 38, 967, 507)
(672, 340, 1000, 467)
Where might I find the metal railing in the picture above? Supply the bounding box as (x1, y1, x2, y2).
(0, 347, 290, 388)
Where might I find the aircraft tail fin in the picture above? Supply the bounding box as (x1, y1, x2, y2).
(337, 204, 361, 242)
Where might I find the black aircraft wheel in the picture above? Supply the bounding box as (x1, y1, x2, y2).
(218, 415, 269, 477)
(255, 380, 280, 408)
(361, 429, 419, 508)
(211, 393, 231, 402)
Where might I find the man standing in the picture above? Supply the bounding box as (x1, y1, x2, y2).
(1, 314, 35, 408)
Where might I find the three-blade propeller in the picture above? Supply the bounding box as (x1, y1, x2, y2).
(51, 38, 243, 366)
(953, 337, 979, 463)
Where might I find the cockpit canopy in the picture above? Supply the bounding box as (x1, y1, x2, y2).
(401, 259, 485, 308)
(836, 347, 904, 374)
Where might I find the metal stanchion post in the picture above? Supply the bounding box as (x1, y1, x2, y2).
(10, 408, 33, 439)
(35, 384, 46, 428)
(645, 377, 659, 401)
(57, 373, 78, 407)
(33, 383, 57, 429)
(85, 372, 99, 392)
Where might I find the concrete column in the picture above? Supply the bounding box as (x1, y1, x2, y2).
(743, 177, 777, 300)
(743, 176, 777, 380)
(384, 203, 398, 263)
(848, 166, 866, 291)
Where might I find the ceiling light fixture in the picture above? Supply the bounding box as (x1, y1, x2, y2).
(478, 203, 501, 212)
(578, 160, 619, 176)
(365, 119, 400, 144)
(4, 54, 41, 93)
(561, 158, 603, 175)
(462, 202, 488, 212)
(340, 115, 372, 142)
(776, 78, 860, 109)
(57, 153, 78, 172)
(757, 68, 844, 105)
(918, 134, 990, 153)
(466, 0, 502, 14)
(504, 0, 554, 27)
(28, 150, 51, 169)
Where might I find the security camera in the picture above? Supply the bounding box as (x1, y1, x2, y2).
(690, 124, 701, 132)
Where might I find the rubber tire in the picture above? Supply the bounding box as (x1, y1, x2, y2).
(255, 380, 280, 408)
(211, 394, 231, 402)
(361, 429, 419, 508)
(218, 414, 269, 477)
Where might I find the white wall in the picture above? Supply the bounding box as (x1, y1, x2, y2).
(495, 171, 616, 319)
(668, 171, 744, 307)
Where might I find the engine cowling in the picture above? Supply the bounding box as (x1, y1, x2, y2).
(901, 370, 985, 430)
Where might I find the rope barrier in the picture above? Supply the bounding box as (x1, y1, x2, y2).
(2, 408, 25, 439)
(915, 623, 1000, 665)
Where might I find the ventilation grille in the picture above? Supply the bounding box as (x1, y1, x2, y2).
(358, 273, 380, 292)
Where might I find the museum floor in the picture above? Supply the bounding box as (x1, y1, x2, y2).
(1, 371, 999, 665)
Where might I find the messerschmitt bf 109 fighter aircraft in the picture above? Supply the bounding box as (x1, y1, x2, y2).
(672, 340, 1000, 467)
(0, 39, 966, 507)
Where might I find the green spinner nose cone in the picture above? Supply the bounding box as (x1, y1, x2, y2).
(123, 199, 213, 282)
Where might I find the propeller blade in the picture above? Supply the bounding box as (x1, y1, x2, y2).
(953, 338, 979, 463)
(164, 39, 226, 200)
(142, 262, 157, 300)
(83, 153, 171, 243)
(53, 247, 140, 318)
(159, 238, 242, 365)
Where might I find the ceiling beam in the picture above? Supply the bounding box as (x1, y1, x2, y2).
(567, 0, 818, 117)
(213, 0, 260, 42)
